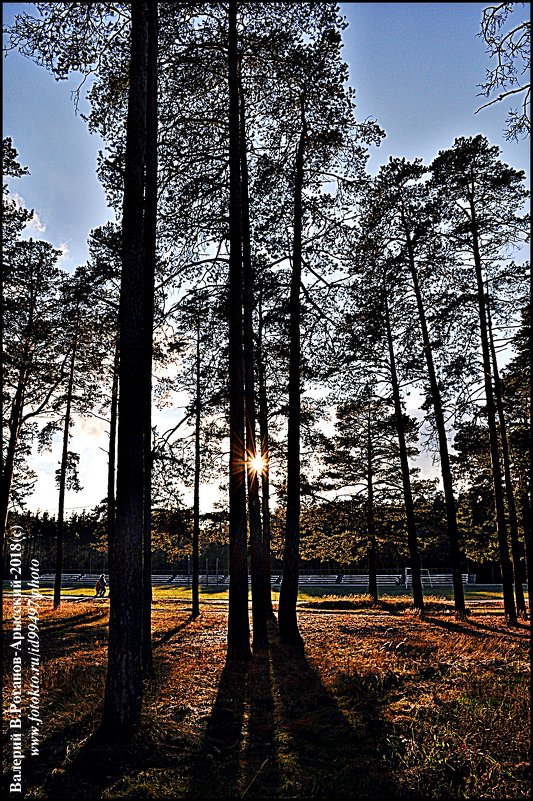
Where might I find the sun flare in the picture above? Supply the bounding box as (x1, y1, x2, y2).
(249, 453, 266, 475)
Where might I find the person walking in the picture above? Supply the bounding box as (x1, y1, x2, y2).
(96, 574, 107, 597)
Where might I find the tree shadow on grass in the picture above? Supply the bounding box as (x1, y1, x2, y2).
(16, 654, 196, 798)
(187, 647, 282, 799)
(187, 658, 249, 799)
(6, 614, 196, 800)
(2, 609, 110, 669)
(153, 615, 193, 649)
(39, 609, 108, 633)
(241, 651, 282, 798)
(2, 616, 110, 671)
(424, 614, 530, 640)
(11, 694, 186, 800)
(3, 713, 100, 799)
(187, 618, 402, 799)
(25, 721, 165, 800)
(268, 622, 397, 800)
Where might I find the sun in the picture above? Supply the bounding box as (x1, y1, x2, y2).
(249, 452, 266, 475)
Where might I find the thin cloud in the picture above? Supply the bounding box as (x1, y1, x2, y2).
(11, 192, 47, 233)
(57, 241, 70, 263)
(27, 210, 46, 234)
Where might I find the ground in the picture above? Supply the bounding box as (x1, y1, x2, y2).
(2, 592, 530, 799)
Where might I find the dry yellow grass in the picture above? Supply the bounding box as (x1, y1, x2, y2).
(2, 596, 530, 799)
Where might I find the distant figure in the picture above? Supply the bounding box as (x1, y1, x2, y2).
(95, 574, 107, 597)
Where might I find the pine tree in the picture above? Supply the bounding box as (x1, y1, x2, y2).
(431, 136, 529, 624)
(101, 2, 150, 737)
(369, 159, 467, 613)
(226, 0, 251, 661)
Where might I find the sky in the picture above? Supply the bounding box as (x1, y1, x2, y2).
(2, 2, 531, 517)
(341, 2, 530, 176)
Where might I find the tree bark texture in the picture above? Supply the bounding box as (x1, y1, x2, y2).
(101, 1, 149, 738)
(525, 263, 533, 614)
(1, 366, 26, 547)
(239, 71, 268, 651)
(366, 404, 378, 604)
(257, 293, 274, 619)
(192, 317, 201, 619)
(107, 338, 119, 589)
(141, 0, 158, 679)
(227, 0, 251, 661)
(278, 99, 306, 650)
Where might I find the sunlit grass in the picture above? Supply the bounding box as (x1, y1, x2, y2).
(4, 582, 525, 604)
(2, 594, 528, 799)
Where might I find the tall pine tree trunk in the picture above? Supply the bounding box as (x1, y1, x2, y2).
(0, 248, 3, 558)
(141, 0, 158, 680)
(383, 287, 424, 610)
(403, 219, 466, 614)
(257, 291, 274, 619)
(101, 1, 149, 738)
(366, 400, 378, 603)
(239, 70, 268, 651)
(54, 317, 79, 609)
(227, 0, 251, 661)
(468, 202, 517, 624)
(107, 338, 119, 589)
(524, 265, 533, 615)
(278, 99, 306, 650)
(192, 316, 201, 619)
(486, 292, 527, 616)
(520, 492, 532, 615)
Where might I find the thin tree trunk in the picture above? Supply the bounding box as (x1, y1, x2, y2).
(239, 70, 268, 651)
(1, 373, 25, 544)
(366, 401, 378, 603)
(403, 216, 466, 614)
(520, 491, 532, 614)
(192, 317, 201, 619)
(107, 338, 119, 590)
(383, 287, 424, 610)
(101, 1, 149, 738)
(278, 98, 306, 650)
(54, 317, 79, 609)
(527, 263, 533, 613)
(468, 199, 517, 624)
(227, 0, 251, 661)
(1, 278, 38, 546)
(142, 431, 154, 678)
(141, 0, 158, 680)
(0, 240, 3, 561)
(257, 290, 274, 619)
(486, 292, 527, 615)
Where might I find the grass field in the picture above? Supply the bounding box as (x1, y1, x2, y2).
(2, 591, 530, 799)
(6, 582, 521, 603)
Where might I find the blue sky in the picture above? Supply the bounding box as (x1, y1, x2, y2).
(3, 3, 529, 267)
(340, 2, 530, 174)
(3, 3, 113, 269)
(3, 2, 530, 514)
